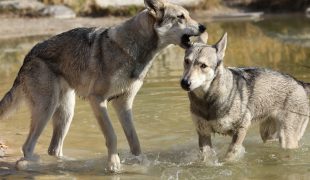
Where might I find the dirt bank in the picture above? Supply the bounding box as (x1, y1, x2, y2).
(0, 7, 244, 40)
(0, 16, 128, 40)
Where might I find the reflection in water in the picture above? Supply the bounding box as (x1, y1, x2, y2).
(0, 16, 310, 179)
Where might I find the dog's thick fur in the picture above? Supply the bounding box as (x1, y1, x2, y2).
(181, 33, 310, 161)
(0, 0, 205, 171)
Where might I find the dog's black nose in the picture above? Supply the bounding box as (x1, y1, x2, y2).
(199, 24, 206, 33)
(181, 79, 191, 91)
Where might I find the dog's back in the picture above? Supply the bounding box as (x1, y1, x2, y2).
(189, 67, 309, 129)
(228, 67, 309, 120)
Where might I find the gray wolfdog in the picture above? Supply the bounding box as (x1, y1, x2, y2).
(180, 32, 310, 161)
(0, 0, 205, 171)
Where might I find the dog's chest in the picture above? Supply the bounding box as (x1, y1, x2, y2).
(107, 72, 143, 97)
(194, 115, 236, 135)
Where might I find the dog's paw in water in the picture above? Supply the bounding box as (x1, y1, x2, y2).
(224, 145, 245, 162)
(121, 153, 150, 166)
(107, 154, 121, 173)
(15, 155, 40, 170)
(199, 146, 220, 166)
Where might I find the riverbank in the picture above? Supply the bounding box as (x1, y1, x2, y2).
(0, 6, 260, 40)
(0, 16, 127, 40)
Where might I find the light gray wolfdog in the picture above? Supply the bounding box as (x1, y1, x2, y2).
(0, 0, 205, 171)
(180, 32, 310, 161)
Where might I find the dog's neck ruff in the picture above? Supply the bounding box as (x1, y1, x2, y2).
(105, 11, 175, 81)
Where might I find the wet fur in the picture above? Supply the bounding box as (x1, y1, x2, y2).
(0, 0, 204, 171)
(182, 33, 310, 161)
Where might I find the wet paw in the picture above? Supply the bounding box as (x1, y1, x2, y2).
(15, 158, 31, 170)
(107, 154, 121, 173)
(200, 147, 216, 160)
(224, 145, 245, 162)
(199, 147, 219, 165)
(122, 153, 150, 166)
(15, 155, 40, 170)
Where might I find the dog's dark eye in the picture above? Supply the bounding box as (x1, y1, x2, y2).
(184, 59, 190, 65)
(177, 14, 185, 19)
(200, 64, 207, 69)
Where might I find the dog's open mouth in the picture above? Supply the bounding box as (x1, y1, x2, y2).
(181, 34, 198, 48)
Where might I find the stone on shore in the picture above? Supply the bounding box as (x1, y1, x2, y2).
(94, 0, 203, 8)
(41, 5, 76, 19)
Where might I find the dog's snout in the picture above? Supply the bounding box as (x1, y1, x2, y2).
(181, 79, 191, 91)
(199, 24, 206, 33)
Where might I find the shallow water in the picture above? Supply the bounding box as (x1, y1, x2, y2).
(0, 15, 310, 179)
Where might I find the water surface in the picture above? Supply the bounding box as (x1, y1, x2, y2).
(0, 15, 310, 179)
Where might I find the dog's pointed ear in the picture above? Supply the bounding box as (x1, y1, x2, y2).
(197, 32, 208, 44)
(214, 32, 227, 60)
(144, 0, 165, 20)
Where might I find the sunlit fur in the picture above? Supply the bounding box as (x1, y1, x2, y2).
(181, 33, 310, 162)
(0, 0, 205, 172)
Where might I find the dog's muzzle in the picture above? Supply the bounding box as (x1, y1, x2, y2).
(199, 24, 206, 33)
(181, 79, 191, 91)
(181, 24, 206, 48)
(181, 34, 192, 48)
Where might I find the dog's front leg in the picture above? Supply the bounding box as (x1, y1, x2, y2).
(199, 133, 212, 153)
(192, 114, 216, 162)
(89, 95, 120, 172)
(224, 127, 248, 162)
(198, 133, 217, 163)
(112, 93, 141, 156)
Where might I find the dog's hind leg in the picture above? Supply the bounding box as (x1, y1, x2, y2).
(89, 95, 120, 172)
(260, 117, 279, 143)
(16, 60, 59, 169)
(22, 99, 57, 159)
(279, 112, 301, 149)
(48, 81, 75, 157)
(297, 116, 309, 141)
(279, 88, 309, 149)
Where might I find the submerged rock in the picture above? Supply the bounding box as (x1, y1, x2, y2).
(41, 5, 76, 19)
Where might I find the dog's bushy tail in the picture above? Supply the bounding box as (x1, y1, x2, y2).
(0, 78, 23, 119)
